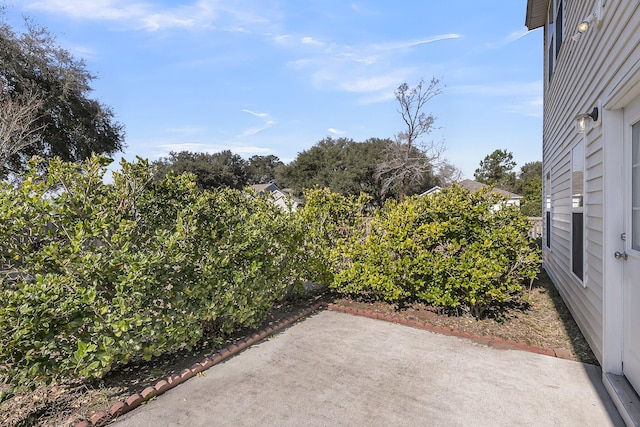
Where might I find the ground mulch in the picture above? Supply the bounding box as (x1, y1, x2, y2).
(0, 269, 597, 426)
(330, 269, 597, 365)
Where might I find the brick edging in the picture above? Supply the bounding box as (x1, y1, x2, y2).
(323, 303, 576, 361)
(76, 300, 577, 426)
(75, 302, 326, 427)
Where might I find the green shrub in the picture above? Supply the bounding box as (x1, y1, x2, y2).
(0, 155, 301, 393)
(331, 185, 541, 318)
(0, 159, 540, 394)
(292, 188, 371, 285)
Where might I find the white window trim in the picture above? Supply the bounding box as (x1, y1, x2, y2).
(545, 170, 552, 251)
(571, 139, 586, 285)
(546, 0, 564, 83)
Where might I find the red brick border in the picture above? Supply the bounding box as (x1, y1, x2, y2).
(76, 300, 578, 426)
(324, 302, 577, 362)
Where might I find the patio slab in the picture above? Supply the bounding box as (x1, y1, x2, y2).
(113, 310, 624, 426)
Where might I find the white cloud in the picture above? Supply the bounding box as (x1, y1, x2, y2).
(240, 110, 275, 137)
(328, 128, 345, 135)
(505, 97, 543, 118)
(156, 142, 272, 157)
(350, 3, 380, 16)
(242, 109, 269, 118)
(62, 43, 98, 60)
(275, 34, 327, 49)
(301, 36, 324, 47)
(217, 4, 272, 26)
(230, 27, 251, 34)
(26, 0, 147, 21)
(339, 53, 378, 65)
(240, 121, 275, 137)
(280, 31, 458, 102)
(158, 142, 207, 153)
(450, 81, 542, 118)
(165, 126, 206, 134)
(486, 27, 530, 49)
(358, 90, 398, 105)
(372, 34, 462, 51)
(25, 0, 273, 32)
(340, 75, 390, 92)
(291, 52, 406, 102)
(228, 145, 272, 154)
(141, 14, 196, 31)
(339, 74, 402, 93)
(274, 34, 292, 44)
(288, 58, 314, 69)
(505, 28, 530, 43)
(307, 64, 407, 104)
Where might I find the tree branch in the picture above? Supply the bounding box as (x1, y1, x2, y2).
(0, 90, 47, 174)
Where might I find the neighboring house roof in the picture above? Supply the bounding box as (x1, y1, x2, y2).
(525, 0, 548, 30)
(420, 180, 522, 203)
(250, 182, 279, 194)
(457, 179, 523, 200)
(250, 182, 300, 212)
(419, 186, 442, 197)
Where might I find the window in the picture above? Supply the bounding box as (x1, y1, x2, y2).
(555, 0, 563, 57)
(633, 122, 640, 251)
(572, 141, 584, 280)
(548, 38, 554, 82)
(545, 171, 552, 248)
(547, 0, 564, 82)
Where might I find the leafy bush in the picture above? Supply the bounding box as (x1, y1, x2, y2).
(292, 188, 371, 285)
(0, 155, 301, 393)
(331, 185, 541, 318)
(0, 160, 540, 395)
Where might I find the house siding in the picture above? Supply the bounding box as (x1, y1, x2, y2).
(541, 0, 640, 363)
(528, 0, 640, 420)
(542, 0, 640, 364)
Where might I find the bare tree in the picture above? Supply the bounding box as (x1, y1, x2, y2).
(435, 158, 463, 187)
(376, 78, 444, 200)
(0, 90, 46, 177)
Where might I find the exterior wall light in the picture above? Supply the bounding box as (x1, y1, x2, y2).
(578, 12, 597, 33)
(572, 0, 606, 42)
(575, 107, 599, 133)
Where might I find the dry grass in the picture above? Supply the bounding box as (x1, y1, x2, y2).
(331, 269, 597, 365)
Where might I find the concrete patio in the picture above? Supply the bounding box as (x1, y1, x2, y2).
(112, 310, 624, 426)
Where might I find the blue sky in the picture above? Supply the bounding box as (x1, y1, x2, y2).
(5, 0, 543, 179)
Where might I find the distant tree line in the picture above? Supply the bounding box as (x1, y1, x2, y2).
(474, 149, 542, 217)
(154, 137, 461, 206)
(277, 137, 461, 205)
(152, 151, 284, 190)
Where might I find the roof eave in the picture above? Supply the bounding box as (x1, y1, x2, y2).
(525, 0, 549, 30)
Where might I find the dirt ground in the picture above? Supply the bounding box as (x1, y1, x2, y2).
(330, 269, 597, 365)
(0, 269, 596, 426)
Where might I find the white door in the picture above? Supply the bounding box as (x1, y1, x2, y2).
(623, 98, 640, 392)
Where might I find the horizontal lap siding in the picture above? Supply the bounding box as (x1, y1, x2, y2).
(543, 0, 640, 362)
(584, 130, 604, 359)
(541, 1, 640, 362)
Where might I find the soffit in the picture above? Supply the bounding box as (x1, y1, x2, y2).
(525, 0, 549, 30)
